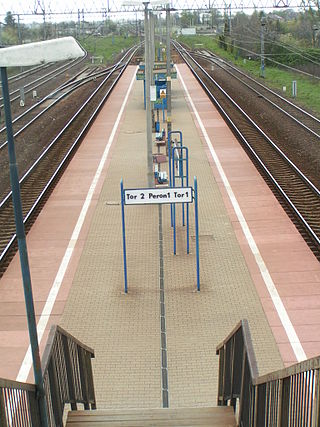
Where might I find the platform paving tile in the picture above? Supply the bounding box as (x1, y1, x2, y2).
(60, 80, 161, 409)
(60, 68, 283, 410)
(162, 77, 283, 408)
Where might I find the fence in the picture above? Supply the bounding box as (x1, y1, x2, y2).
(217, 319, 320, 426)
(0, 325, 96, 426)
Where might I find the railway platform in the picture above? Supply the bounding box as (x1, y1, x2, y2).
(0, 63, 319, 412)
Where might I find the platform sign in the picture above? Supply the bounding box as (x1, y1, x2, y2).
(124, 187, 192, 205)
(150, 85, 157, 101)
(121, 177, 200, 294)
(160, 88, 166, 99)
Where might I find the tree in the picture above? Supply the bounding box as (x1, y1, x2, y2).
(180, 11, 194, 28)
(4, 11, 16, 28)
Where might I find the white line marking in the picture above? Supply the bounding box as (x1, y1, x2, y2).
(176, 65, 307, 363)
(16, 66, 138, 382)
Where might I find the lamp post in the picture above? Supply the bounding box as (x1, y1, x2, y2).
(0, 37, 84, 426)
(122, 0, 170, 186)
(260, 16, 266, 78)
(166, 4, 172, 136)
(143, 1, 154, 187)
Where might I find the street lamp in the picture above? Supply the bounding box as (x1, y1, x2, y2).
(122, 0, 170, 187)
(0, 36, 84, 426)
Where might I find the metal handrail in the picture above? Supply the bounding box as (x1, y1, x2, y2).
(216, 320, 320, 426)
(0, 325, 96, 426)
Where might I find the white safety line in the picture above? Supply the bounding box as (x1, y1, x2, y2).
(16, 66, 138, 382)
(176, 65, 307, 363)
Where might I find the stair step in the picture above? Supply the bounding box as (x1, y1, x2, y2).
(66, 406, 236, 426)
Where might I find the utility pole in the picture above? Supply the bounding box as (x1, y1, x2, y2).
(144, 2, 153, 187)
(260, 15, 266, 78)
(166, 4, 172, 136)
(150, 12, 155, 73)
(17, 14, 22, 44)
(77, 9, 80, 38)
(43, 9, 46, 40)
(82, 9, 85, 39)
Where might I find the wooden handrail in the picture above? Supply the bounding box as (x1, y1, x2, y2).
(254, 355, 320, 386)
(0, 324, 96, 426)
(217, 320, 320, 426)
(0, 378, 36, 392)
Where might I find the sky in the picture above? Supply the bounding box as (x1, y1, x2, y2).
(0, 0, 305, 23)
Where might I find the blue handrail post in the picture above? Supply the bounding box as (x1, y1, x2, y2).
(120, 179, 128, 293)
(186, 148, 189, 254)
(173, 203, 176, 255)
(168, 132, 173, 227)
(180, 146, 185, 227)
(1, 67, 48, 426)
(172, 151, 177, 254)
(194, 176, 200, 291)
(162, 98, 165, 122)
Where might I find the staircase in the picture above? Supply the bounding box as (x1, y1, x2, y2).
(66, 407, 236, 426)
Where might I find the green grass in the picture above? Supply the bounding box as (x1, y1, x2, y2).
(177, 35, 320, 116)
(79, 35, 138, 64)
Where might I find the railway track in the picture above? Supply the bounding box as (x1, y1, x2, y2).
(0, 45, 139, 277)
(0, 63, 125, 150)
(0, 52, 89, 121)
(174, 41, 320, 260)
(193, 49, 320, 139)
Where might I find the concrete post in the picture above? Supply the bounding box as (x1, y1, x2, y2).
(144, 3, 154, 187)
(166, 5, 172, 136)
(150, 12, 155, 74)
(260, 16, 266, 78)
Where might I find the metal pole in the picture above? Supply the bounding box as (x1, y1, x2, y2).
(120, 179, 128, 293)
(194, 176, 200, 291)
(166, 5, 172, 136)
(150, 12, 155, 72)
(173, 151, 176, 255)
(1, 67, 48, 426)
(186, 149, 189, 254)
(82, 9, 85, 39)
(17, 14, 22, 44)
(260, 16, 266, 78)
(77, 9, 80, 38)
(144, 2, 153, 187)
(43, 10, 46, 40)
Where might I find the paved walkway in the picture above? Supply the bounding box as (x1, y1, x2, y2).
(60, 65, 283, 409)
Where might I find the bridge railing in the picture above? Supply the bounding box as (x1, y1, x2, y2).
(0, 325, 96, 426)
(216, 319, 320, 426)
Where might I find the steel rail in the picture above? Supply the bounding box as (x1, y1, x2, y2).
(6, 63, 52, 82)
(0, 63, 102, 139)
(191, 49, 320, 138)
(0, 63, 125, 151)
(0, 52, 88, 108)
(0, 45, 138, 267)
(174, 41, 320, 250)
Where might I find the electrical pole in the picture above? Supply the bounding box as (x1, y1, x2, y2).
(166, 4, 172, 136)
(77, 9, 80, 38)
(82, 9, 85, 39)
(144, 2, 153, 187)
(17, 14, 22, 44)
(150, 12, 155, 73)
(260, 16, 266, 78)
(43, 9, 46, 40)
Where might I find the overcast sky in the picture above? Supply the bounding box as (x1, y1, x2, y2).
(0, 0, 304, 22)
